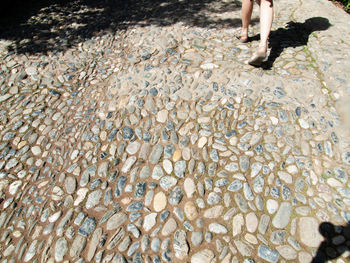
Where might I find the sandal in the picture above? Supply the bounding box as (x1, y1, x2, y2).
(248, 50, 267, 67)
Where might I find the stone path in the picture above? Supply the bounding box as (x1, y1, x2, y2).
(1, 0, 350, 262)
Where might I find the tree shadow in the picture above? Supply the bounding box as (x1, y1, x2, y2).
(260, 17, 331, 69)
(0, 0, 245, 55)
(312, 222, 350, 263)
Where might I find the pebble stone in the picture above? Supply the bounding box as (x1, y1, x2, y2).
(65, 176, 77, 194)
(298, 217, 324, 247)
(55, 238, 68, 262)
(191, 249, 215, 263)
(209, 223, 228, 234)
(173, 230, 189, 259)
(184, 201, 198, 220)
(107, 213, 127, 230)
(184, 178, 196, 197)
(191, 232, 203, 246)
(162, 218, 177, 236)
(143, 213, 157, 232)
(272, 202, 292, 229)
(153, 191, 167, 212)
(258, 245, 279, 263)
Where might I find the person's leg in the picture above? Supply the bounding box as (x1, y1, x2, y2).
(248, 0, 273, 66)
(241, 0, 254, 40)
(258, 0, 274, 52)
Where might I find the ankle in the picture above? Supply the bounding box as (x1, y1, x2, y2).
(241, 28, 249, 36)
(258, 40, 268, 49)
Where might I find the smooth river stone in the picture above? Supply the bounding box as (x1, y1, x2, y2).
(251, 162, 262, 177)
(209, 223, 228, 234)
(267, 199, 279, 214)
(173, 230, 189, 259)
(143, 213, 157, 232)
(24, 240, 37, 262)
(191, 232, 203, 246)
(246, 212, 258, 233)
(245, 233, 258, 245)
(65, 176, 76, 194)
(160, 176, 177, 190)
(198, 137, 207, 148)
(31, 146, 42, 156)
(234, 240, 251, 257)
(278, 171, 293, 184)
(157, 109, 168, 123)
(85, 190, 102, 209)
(204, 205, 224, 218)
(169, 186, 184, 205)
(184, 201, 198, 220)
(234, 193, 248, 213)
(107, 213, 127, 230)
(258, 214, 270, 235)
(55, 238, 68, 262)
(299, 217, 323, 247)
(163, 159, 173, 174)
(174, 161, 186, 178)
(182, 147, 191, 161)
(149, 145, 164, 164)
(298, 119, 309, 129)
(239, 156, 250, 172)
(276, 245, 297, 260)
(152, 165, 164, 180)
(121, 156, 137, 173)
(191, 249, 215, 263)
(70, 235, 86, 257)
(162, 218, 177, 236)
(232, 213, 244, 237)
(258, 245, 279, 263)
(298, 252, 313, 263)
(153, 192, 167, 212)
(184, 178, 196, 198)
(173, 150, 182, 162)
(78, 217, 96, 236)
(9, 180, 22, 195)
(272, 202, 291, 229)
(87, 228, 103, 261)
(49, 211, 62, 223)
(126, 141, 140, 155)
(3, 245, 15, 257)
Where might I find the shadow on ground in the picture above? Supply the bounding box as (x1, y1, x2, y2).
(0, 0, 244, 54)
(312, 222, 350, 263)
(260, 17, 331, 69)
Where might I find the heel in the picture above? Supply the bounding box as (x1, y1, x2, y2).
(235, 28, 249, 43)
(248, 51, 267, 67)
(236, 34, 249, 43)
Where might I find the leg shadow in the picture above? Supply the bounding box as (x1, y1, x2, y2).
(260, 17, 331, 69)
(312, 222, 350, 263)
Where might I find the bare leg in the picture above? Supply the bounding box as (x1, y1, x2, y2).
(241, 0, 254, 39)
(248, 0, 273, 66)
(258, 0, 274, 52)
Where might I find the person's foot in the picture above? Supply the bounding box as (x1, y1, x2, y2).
(236, 28, 249, 43)
(248, 45, 267, 67)
(237, 35, 248, 43)
(257, 45, 267, 54)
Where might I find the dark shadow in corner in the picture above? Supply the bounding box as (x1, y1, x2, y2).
(312, 222, 350, 263)
(0, 0, 252, 55)
(259, 17, 331, 69)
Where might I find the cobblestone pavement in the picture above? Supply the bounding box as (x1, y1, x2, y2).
(1, 0, 350, 262)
